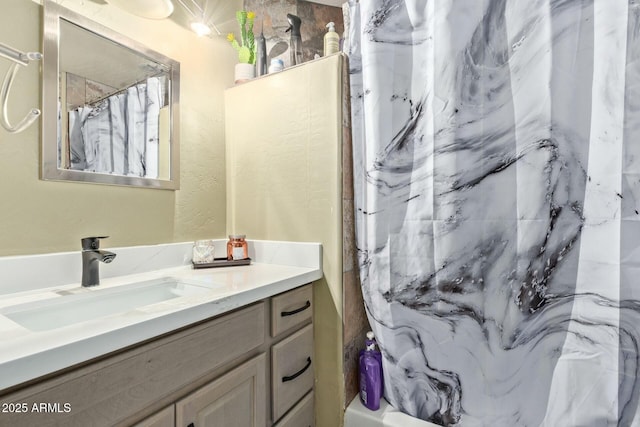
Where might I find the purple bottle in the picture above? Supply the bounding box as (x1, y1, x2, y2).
(359, 331, 383, 410)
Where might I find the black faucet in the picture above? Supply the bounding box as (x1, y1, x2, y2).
(81, 236, 116, 287)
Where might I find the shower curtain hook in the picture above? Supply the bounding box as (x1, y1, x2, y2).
(0, 48, 42, 134)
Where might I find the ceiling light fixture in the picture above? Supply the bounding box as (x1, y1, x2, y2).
(175, 0, 221, 36)
(190, 21, 212, 37)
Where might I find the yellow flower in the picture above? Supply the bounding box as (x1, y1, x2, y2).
(227, 33, 235, 42)
(247, 11, 256, 20)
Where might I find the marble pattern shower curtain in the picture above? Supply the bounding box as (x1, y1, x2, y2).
(348, 0, 640, 425)
(67, 76, 164, 178)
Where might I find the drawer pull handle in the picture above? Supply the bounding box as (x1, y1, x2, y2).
(282, 357, 312, 382)
(281, 300, 311, 317)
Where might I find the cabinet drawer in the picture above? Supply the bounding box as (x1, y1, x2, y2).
(271, 284, 312, 337)
(271, 323, 314, 421)
(274, 391, 314, 427)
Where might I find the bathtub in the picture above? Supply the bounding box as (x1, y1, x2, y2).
(344, 396, 442, 427)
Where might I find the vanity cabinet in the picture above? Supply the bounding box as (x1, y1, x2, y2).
(0, 284, 313, 427)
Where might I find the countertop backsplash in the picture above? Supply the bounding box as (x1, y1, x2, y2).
(0, 239, 322, 296)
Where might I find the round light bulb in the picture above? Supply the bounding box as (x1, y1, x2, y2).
(190, 22, 211, 37)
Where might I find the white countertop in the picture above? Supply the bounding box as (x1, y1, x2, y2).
(0, 240, 322, 391)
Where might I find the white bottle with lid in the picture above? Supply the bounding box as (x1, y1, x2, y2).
(324, 22, 340, 56)
(268, 58, 284, 74)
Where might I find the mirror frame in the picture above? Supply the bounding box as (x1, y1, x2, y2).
(41, 0, 180, 190)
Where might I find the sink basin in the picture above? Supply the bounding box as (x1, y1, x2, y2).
(1, 277, 209, 332)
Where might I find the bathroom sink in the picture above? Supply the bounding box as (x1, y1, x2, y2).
(1, 277, 209, 332)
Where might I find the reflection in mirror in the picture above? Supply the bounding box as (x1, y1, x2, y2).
(42, 0, 180, 189)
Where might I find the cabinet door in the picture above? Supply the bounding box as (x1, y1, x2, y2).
(176, 354, 266, 427)
(133, 406, 175, 427)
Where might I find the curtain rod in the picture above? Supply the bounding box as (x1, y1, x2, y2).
(0, 43, 42, 67)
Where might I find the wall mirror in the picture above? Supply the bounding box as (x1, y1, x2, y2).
(42, 0, 180, 189)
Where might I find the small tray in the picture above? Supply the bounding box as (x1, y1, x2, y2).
(192, 257, 252, 269)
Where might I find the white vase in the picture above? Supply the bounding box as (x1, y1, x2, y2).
(234, 63, 255, 84)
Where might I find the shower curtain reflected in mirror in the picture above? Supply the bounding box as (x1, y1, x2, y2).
(66, 76, 167, 179)
(347, 0, 640, 425)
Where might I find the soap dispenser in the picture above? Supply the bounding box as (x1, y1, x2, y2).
(324, 22, 339, 56)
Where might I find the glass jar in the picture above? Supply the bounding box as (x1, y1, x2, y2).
(192, 239, 215, 264)
(227, 235, 248, 260)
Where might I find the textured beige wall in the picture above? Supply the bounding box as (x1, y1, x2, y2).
(225, 55, 345, 427)
(0, 0, 233, 256)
